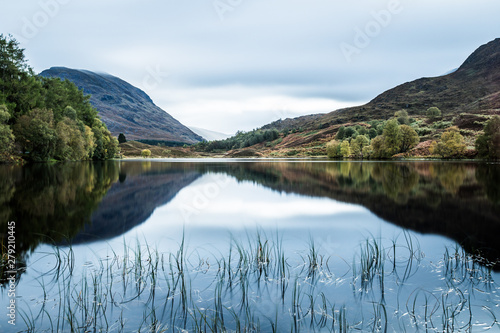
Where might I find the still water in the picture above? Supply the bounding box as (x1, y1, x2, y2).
(0, 159, 499, 332)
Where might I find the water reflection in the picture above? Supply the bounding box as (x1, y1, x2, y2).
(1, 160, 499, 282)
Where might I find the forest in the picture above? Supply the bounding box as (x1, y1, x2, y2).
(0, 34, 118, 162)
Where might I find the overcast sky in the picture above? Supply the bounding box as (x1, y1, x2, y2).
(1, 1, 499, 133)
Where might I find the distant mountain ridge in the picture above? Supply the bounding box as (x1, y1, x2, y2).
(40, 67, 203, 143)
(189, 126, 232, 141)
(264, 38, 500, 130)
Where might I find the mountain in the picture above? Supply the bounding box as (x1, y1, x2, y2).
(264, 38, 500, 130)
(39, 67, 203, 144)
(189, 126, 232, 141)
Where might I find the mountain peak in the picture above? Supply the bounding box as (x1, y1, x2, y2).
(456, 38, 500, 75)
(40, 67, 203, 143)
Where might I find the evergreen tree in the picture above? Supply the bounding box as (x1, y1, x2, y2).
(118, 133, 127, 144)
(335, 126, 346, 140)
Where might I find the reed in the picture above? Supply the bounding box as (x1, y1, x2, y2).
(10, 230, 499, 332)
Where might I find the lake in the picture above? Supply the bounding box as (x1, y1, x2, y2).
(1, 159, 499, 332)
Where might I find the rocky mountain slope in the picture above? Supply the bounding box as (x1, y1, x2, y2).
(40, 67, 203, 143)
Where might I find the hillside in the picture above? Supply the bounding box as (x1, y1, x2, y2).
(40, 67, 203, 144)
(264, 38, 500, 131)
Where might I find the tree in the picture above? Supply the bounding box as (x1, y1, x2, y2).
(426, 107, 442, 121)
(351, 135, 370, 158)
(0, 105, 14, 157)
(91, 119, 118, 160)
(340, 140, 350, 158)
(0, 34, 44, 118)
(394, 110, 409, 125)
(0, 35, 117, 162)
(326, 140, 342, 158)
(335, 126, 346, 140)
(475, 115, 500, 159)
(344, 126, 358, 139)
(382, 119, 401, 156)
(54, 117, 87, 161)
(141, 149, 152, 158)
(399, 125, 419, 153)
(430, 126, 466, 158)
(118, 133, 127, 144)
(13, 108, 57, 161)
(368, 128, 378, 139)
(362, 145, 373, 158)
(370, 136, 387, 159)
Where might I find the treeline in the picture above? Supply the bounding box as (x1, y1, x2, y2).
(195, 128, 280, 152)
(136, 139, 187, 147)
(0, 35, 118, 162)
(327, 108, 500, 160)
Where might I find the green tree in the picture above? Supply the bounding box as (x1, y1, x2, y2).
(351, 135, 370, 158)
(344, 126, 358, 139)
(394, 110, 409, 125)
(13, 108, 57, 161)
(118, 133, 127, 144)
(382, 119, 401, 156)
(335, 126, 346, 140)
(430, 126, 466, 158)
(54, 117, 87, 161)
(0, 105, 14, 158)
(426, 107, 442, 121)
(326, 140, 342, 158)
(370, 136, 387, 159)
(141, 149, 152, 158)
(0, 35, 44, 118)
(340, 140, 350, 158)
(362, 145, 373, 158)
(399, 125, 419, 153)
(475, 115, 500, 159)
(368, 128, 378, 139)
(0, 35, 117, 162)
(91, 119, 118, 160)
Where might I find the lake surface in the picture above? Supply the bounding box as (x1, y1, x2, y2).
(1, 159, 499, 332)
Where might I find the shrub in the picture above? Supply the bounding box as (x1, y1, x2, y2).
(426, 107, 442, 121)
(394, 110, 409, 125)
(141, 149, 152, 158)
(430, 126, 466, 158)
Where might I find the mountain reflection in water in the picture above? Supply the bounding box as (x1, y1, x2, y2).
(1, 160, 499, 279)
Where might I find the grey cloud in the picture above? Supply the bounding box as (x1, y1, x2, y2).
(1, 0, 500, 132)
